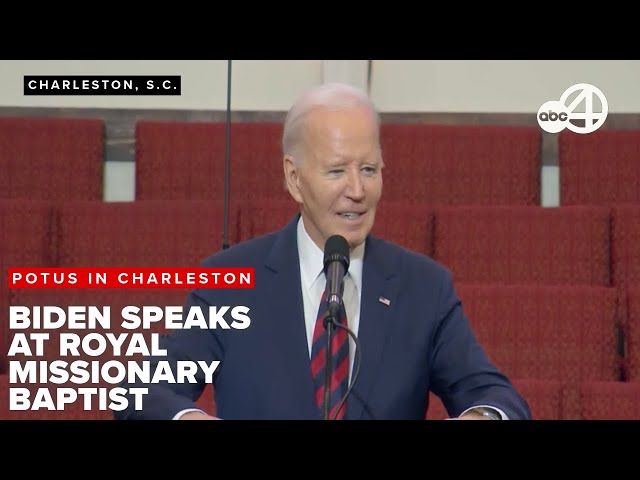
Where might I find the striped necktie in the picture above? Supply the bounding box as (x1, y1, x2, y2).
(310, 289, 350, 420)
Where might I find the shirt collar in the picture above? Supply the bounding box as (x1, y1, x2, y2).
(297, 216, 364, 293)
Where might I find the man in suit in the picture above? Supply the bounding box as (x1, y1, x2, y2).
(114, 82, 531, 420)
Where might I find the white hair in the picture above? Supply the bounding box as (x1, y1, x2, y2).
(282, 82, 381, 164)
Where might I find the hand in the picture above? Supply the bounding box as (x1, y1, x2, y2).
(179, 411, 222, 420)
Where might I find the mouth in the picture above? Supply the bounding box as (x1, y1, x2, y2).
(337, 211, 366, 220)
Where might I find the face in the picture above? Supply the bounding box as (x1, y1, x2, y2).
(283, 105, 383, 251)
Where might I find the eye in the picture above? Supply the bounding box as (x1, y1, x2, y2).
(362, 166, 377, 174)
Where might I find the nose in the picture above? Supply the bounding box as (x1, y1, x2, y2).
(345, 168, 365, 201)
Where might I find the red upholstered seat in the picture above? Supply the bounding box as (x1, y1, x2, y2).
(455, 284, 620, 382)
(380, 123, 541, 206)
(559, 128, 640, 206)
(135, 120, 289, 205)
(433, 206, 610, 286)
(0, 116, 104, 201)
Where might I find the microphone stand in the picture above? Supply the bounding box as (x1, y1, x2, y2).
(322, 311, 337, 420)
(222, 59, 232, 250)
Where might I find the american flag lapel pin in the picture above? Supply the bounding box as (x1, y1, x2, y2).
(378, 296, 391, 306)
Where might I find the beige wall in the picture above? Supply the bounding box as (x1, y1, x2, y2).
(2, 60, 638, 112)
(369, 60, 640, 113)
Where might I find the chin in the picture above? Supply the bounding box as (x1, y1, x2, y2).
(343, 231, 367, 250)
(324, 222, 370, 250)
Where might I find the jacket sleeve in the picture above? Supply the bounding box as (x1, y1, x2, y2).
(112, 290, 224, 420)
(427, 269, 532, 420)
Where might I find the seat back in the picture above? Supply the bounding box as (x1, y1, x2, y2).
(0, 116, 104, 201)
(380, 123, 541, 206)
(433, 206, 610, 285)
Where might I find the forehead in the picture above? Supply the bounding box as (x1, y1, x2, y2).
(303, 107, 379, 157)
(305, 106, 376, 139)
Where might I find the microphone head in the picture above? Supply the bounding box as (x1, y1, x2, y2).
(323, 234, 350, 272)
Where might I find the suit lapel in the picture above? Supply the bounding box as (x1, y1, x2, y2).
(262, 215, 318, 418)
(347, 236, 399, 420)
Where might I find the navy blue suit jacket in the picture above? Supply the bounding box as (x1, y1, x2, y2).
(115, 215, 531, 420)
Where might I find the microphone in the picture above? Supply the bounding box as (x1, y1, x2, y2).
(320, 234, 351, 420)
(323, 235, 350, 324)
(321, 234, 362, 420)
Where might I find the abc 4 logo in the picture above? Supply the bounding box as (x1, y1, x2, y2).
(537, 83, 608, 134)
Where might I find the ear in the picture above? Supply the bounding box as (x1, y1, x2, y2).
(283, 155, 303, 203)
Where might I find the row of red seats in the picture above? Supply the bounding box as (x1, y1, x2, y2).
(2, 198, 640, 287)
(134, 121, 541, 206)
(245, 199, 640, 288)
(3, 116, 640, 206)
